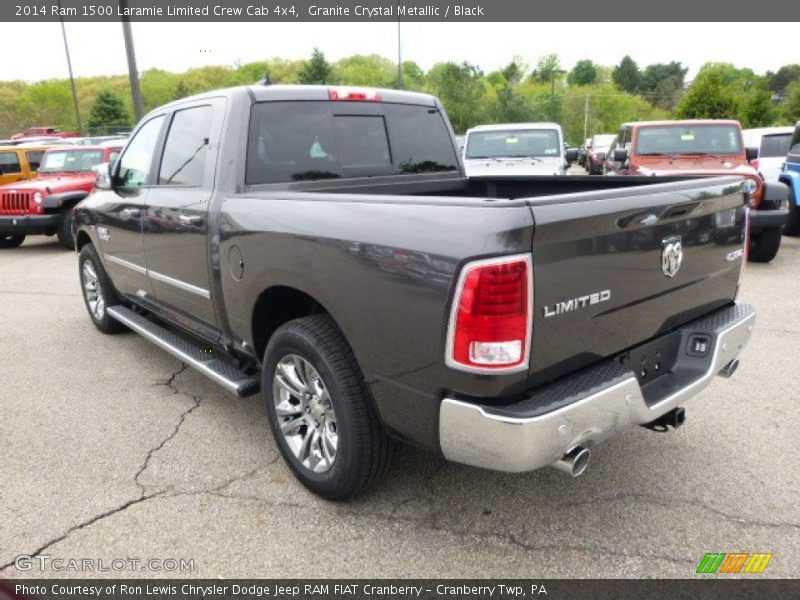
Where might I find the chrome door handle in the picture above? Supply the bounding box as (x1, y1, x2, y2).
(120, 208, 140, 217)
(179, 214, 203, 225)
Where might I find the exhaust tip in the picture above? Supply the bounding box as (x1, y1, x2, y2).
(718, 359, 739, 379)
(552, 446, 591, 478)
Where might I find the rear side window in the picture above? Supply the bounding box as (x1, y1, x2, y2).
(246, 101, 458, 184)
(26, 150, 45, 171)
(0, 151, 21, 174)
(759, 134, 792, 158)
(159, 105, 214, 186)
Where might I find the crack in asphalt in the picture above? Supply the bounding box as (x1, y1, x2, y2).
(0, 363, 199, 573)
(558, 492, 800, 531)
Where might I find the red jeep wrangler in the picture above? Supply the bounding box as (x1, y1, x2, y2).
(607, 120, 789, 262)
(0, 144, 121, 249)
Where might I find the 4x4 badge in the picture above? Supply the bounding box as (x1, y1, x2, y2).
(662, 236, 683, 278)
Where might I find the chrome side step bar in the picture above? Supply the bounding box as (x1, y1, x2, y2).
(107, 305, 260, 398)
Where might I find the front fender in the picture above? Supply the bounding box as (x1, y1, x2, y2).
(778, 171, 800, 205)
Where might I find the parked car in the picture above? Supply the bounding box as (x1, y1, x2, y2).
(779, 122, 800, 236)
(608, 120, 788, 263)
(463, 122, 569, 177)
(0, 145, 48, 186)
(742, 126, 795, 183)
(11, 126, 79, 140)
(0, 144, 121, 248)
(75, 84, 754, 499)
(585, 133, 616, 174)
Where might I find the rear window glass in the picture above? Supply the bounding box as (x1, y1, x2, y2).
(465, 129, 561, 159)
(759, 133, 792, 158)
(636, 125, 742, 156)
(0, 151, 21, 174)
(246, 101, 458, 184)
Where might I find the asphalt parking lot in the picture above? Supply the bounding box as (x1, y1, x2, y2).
(1, 235, 798, 579)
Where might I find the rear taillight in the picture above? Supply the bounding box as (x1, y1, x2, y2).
(328, 87, 381, 102)
(446, 254, 532, 373)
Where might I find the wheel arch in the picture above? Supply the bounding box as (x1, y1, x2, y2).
(778, 171, 800, 205)
(250, 285, 343, 362)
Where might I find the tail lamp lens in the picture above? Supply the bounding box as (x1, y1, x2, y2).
(447, 255, 532, 371)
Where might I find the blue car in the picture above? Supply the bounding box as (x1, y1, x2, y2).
(779, 122, 800, 236)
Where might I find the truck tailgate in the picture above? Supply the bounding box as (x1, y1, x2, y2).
(526, 177, 747, 385)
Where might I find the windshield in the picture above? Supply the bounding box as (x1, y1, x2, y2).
(591, 134, 616, 149)
(465, 129, 561, 159)
(636, 125, 742, 156)
(40, 149, 104, 172)
(759, 133, 792, 158)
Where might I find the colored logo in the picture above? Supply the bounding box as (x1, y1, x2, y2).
(696, 552, 773, 574)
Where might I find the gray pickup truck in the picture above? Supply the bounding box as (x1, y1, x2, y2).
(75, 85, 755, 499)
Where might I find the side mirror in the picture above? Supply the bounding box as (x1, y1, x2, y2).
(614, 148, 629, 163)
(565, 148, 579, 163)
(745, 147, 759, 162)
(93, 162, 112, 190)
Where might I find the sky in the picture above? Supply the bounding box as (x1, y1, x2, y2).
(0, 22, 796, 83)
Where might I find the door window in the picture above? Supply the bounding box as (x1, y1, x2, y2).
(158, 105, 214, 187)
(0, 152, 21, 174)
(117, 115, 165, 187)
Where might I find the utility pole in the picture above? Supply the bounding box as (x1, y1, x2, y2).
(583, 94, 590, 142)
(57, 0, 82, 133)
(396, 6, 403, 89)
(119, 0, 144, 123)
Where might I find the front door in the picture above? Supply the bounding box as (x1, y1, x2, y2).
(98, 114, 165, 297)
(142, 101, 223, 339)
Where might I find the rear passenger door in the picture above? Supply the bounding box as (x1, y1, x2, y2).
(142, 99, 224, 340)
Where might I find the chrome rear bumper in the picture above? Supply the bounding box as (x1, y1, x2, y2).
(440, 303, 756, 473)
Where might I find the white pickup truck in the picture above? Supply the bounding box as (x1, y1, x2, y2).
(462, 122, 569, 177)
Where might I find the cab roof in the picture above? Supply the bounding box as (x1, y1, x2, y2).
(622, 119, 742, 129)
(467, 122, 562, 133)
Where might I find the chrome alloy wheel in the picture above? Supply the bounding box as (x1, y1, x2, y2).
(81, 261, 105, 321)
(272, 354, 338, 473)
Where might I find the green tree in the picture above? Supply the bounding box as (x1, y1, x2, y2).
(612, 56, 640, 93)
(299, 48, 334, 84)
(676, 70, 738, 120)
(741, 88, 776, 127)
(426, 62, 488, 133)
(333, 54, 396, 87)
(87, 91, 131, 130)
(767, 65, 800, 94)
(782, 81, 800, 123)
(531, 54, 562, 83)
(568, 60, 598, 86)
(501, 57, 528, 85)
(639, 62, 688, 109)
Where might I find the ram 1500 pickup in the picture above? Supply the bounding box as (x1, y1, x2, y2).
(75, 85, 756, 499)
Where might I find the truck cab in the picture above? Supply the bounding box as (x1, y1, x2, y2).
(462, 123, 568, 177)
(607, 119, 789, 262)
(0, 145, 48, 187)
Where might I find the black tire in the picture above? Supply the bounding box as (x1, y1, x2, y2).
(784, 191, 800, 236)
(0, 234, 25, 248)
(749, 228, 782, 263)
(78, 244, 126, 334)
(262, 314, 392, 500)
(56, 208, 75, 249)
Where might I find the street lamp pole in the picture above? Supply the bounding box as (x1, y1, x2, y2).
(57, 0, 82, 133)
(119, 0, 144, 123)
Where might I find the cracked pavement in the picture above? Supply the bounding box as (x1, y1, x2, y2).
(1, 236, 798, 578)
